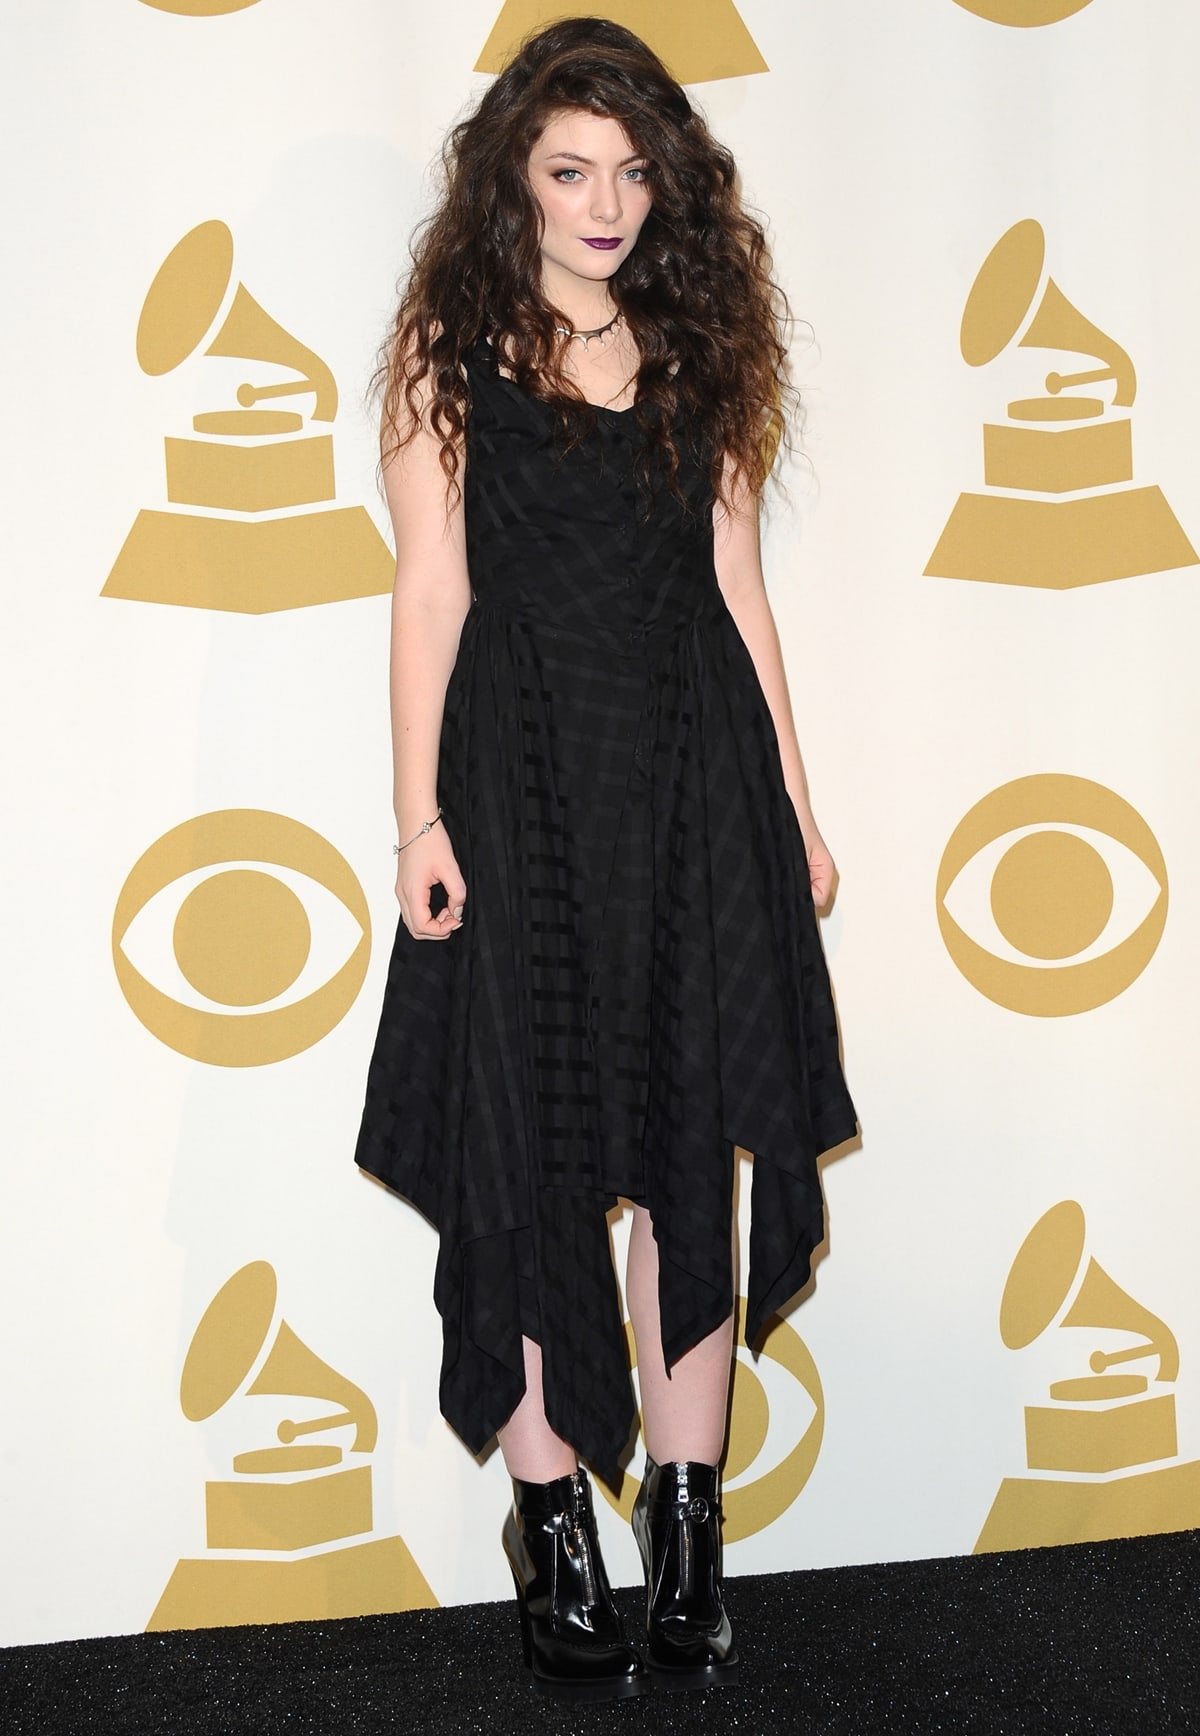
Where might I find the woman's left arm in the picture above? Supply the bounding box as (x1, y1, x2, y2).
(713, 474, 836, 906)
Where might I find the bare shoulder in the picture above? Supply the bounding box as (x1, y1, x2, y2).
(713, 455, 763, 599)
(381, 332, 470, 591)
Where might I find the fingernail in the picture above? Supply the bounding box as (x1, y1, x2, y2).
(452, 905, 464, 919)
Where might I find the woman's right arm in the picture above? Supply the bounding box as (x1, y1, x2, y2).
(384, 389, 473, 939)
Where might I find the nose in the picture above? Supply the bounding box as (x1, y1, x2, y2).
(590, 176, 622, 226)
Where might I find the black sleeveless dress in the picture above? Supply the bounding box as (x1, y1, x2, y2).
(355, 342, 857, 1478)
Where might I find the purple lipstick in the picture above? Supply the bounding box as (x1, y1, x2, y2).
(582, 237, 622, 250)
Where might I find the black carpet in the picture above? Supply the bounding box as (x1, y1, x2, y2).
(3, 1531, 1197, 1735)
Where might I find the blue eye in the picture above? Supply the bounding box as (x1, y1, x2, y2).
(553, 169, 582, 182)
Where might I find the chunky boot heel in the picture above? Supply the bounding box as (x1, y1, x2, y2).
(502, 1468, 647, 1701)
(632, 1456, 740, 1690)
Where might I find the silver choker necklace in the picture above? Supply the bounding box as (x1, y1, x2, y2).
(553, 312, 621, 349)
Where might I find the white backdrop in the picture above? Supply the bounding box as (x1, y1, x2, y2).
(3, 0, 1198, 1647)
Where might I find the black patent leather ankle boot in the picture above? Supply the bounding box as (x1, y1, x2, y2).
(632, 1455, 740, 1689)
(501, 1468, 647, 1701)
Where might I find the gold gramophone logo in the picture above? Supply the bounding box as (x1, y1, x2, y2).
(976, 1202, 1200, 1552)
(599, 1301, 823, 1542)
(936, 775, 1167, 1017)
(950, 1, 1094, 24)
(103, 220, 392, 613)
(477, 2, 768, 82)
(150, 1261, 436, 1629)
(112, 810, 371, 1067)
(926, 219, 1196, 589)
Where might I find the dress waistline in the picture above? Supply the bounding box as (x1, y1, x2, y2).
(471, 595, 725, 661)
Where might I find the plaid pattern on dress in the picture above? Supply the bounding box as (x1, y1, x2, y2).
(354, 344, 857, 1477)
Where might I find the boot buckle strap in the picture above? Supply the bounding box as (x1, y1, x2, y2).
(674, 1496, 711, 1522)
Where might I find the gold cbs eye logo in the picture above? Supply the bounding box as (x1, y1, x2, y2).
(600, 1304, 824, 1542)
(113, 811, 370, 1066)
(950, 1, 1094, 23)
(936, 775, 1167, 1017)
(138, 2, 264, 14)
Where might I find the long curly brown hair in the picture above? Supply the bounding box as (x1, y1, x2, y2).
(379, 16, 793, 504)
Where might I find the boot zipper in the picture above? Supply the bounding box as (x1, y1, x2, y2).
(573, 1519, 598, 1606)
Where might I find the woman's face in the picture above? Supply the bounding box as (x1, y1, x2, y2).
(526, 110, 652, 305)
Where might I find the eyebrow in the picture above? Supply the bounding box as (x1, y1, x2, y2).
(540, 150, 646, 167)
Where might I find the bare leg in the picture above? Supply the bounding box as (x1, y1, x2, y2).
(625, 1205, 734, 1465)
(497, 1335, 578, 1482)
(498, 1338, 645, 1698)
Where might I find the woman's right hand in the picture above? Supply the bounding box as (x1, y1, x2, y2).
(395, 827, 467, 940)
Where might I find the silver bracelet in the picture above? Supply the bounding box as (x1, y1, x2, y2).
(393, 809, 443, 854)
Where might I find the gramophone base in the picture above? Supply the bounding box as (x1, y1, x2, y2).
(974, 1455, 1200, 1554)
(102, 504, 393, 614)
(205, 1463, 372, 1552)
(165, 432, 336, 513)
(925, 485, 1198, 588)
(982, 416, 1132, 494)
(1024, 1392, 1177, 1474)
(147, 1532, 437, 1632)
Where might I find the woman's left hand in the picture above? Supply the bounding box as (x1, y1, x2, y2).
(804, 827, 837, 909)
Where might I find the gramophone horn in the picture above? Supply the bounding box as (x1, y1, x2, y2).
(1061, 1257, 1179, 1382)
(136, 220, 235, 377)
(179, 1260, 378, 1453)
(1018, 277, 1136, 406)
(208, 283, 338, 421)
(134, 219, 338, 420)
(179, 1259, 277, 1422)
(959, 217, 1137, 407)
(247, 1318, 378, 1454)
(960, 218, 1045, 368)
(999, 1199, 1085, 1349)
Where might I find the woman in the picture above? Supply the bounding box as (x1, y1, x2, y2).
(355, 16, 856, 1702)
